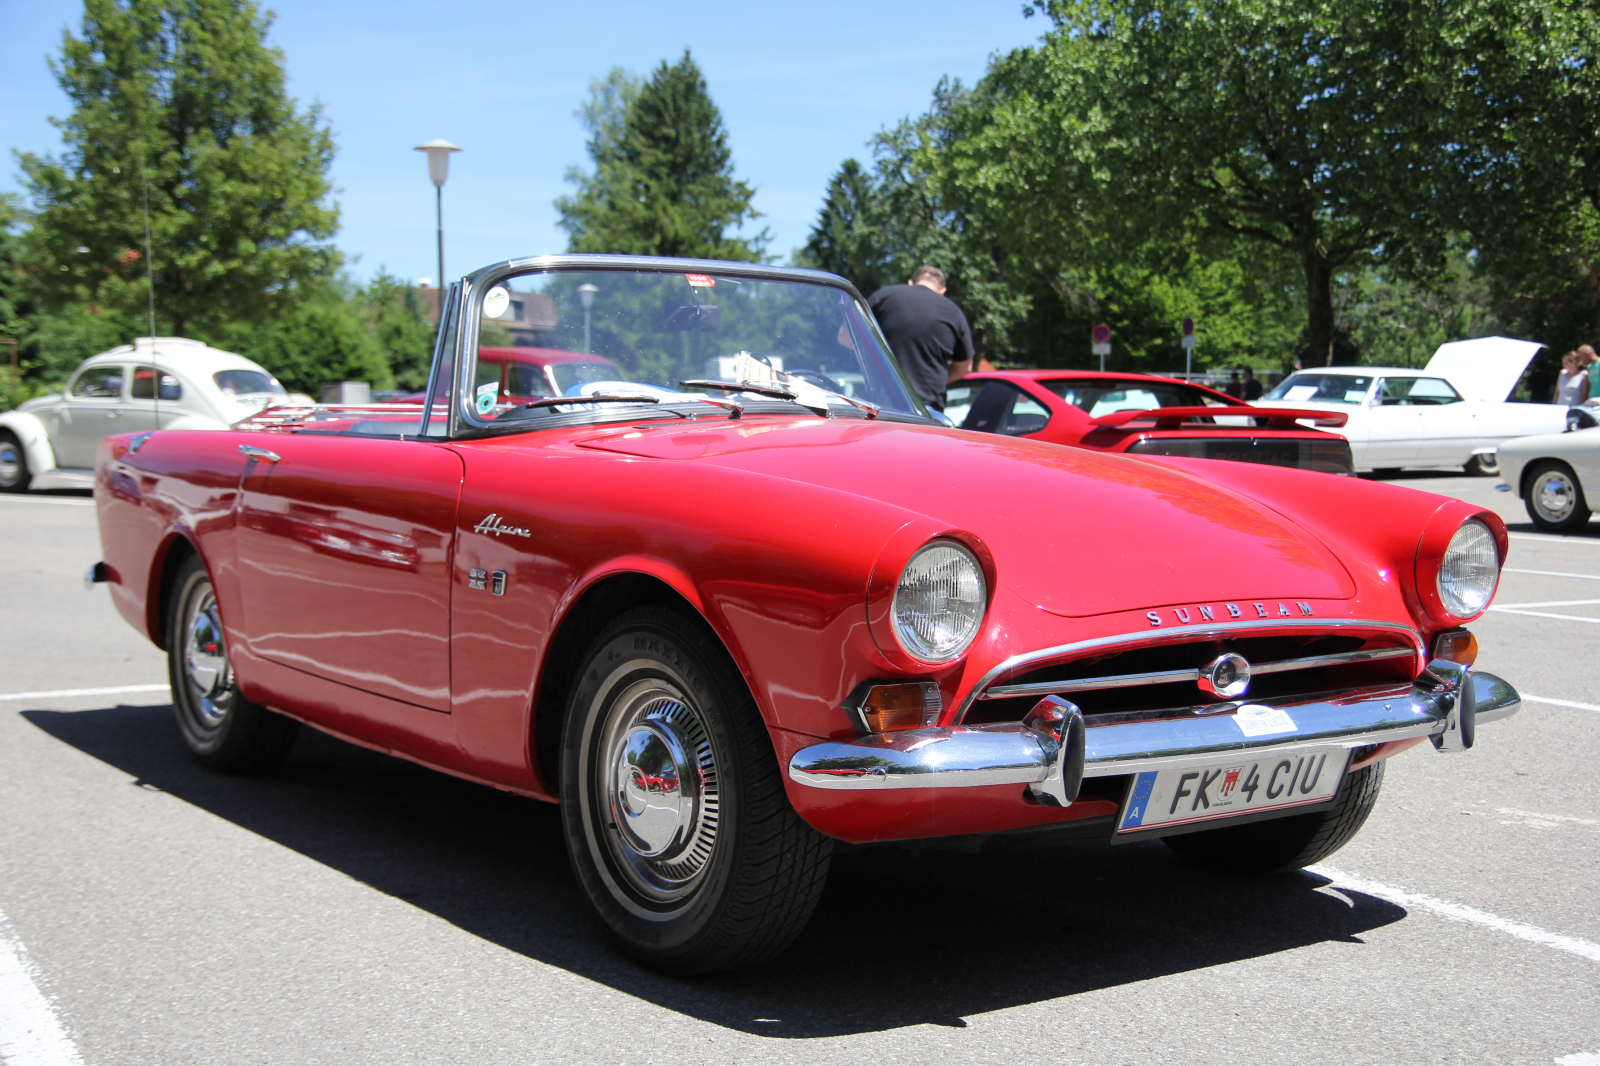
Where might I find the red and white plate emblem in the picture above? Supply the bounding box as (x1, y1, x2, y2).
(1218, 768, 1242, 799)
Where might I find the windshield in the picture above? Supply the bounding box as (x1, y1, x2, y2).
(214, 369, 287, 396)
(462, 268, 922, 426)
(1264, 373, 1373, 404)
(1039, 377, 1230, 415)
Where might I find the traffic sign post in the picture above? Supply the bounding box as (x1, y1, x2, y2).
(1181, 316, 1196, 378)
(1091, 323, 1112, 371)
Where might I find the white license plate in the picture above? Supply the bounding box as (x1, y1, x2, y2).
(1116, 747, 1350, 834)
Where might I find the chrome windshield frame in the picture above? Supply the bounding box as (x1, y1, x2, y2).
(444, 254, 929, 437)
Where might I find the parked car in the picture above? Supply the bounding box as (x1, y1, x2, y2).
(945, 370, 1354, 474)
(91, 254, 1520, 974)
(1495, 426, 1600, 532)
(0, 337, 300, 492)
(1252, 338, 1567, 475)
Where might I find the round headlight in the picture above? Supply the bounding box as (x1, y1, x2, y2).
(891, 540, 987, 662)
(1438, 520, 1500, 617)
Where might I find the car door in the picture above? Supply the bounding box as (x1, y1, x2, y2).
(955, 380, 1052, 436)
(235, 434, 464, 713)
(1364, 377, 1423, 466)
(53, 364, 128, 468)
(1404, 376, 1473, 464)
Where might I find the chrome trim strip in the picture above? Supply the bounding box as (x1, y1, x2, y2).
(953, 617, 1424, 723)
(788, 668, 1517, 793)
(978, 645, 1415, 701)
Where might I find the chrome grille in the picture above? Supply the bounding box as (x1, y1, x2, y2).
(958, 621, 1421, 725)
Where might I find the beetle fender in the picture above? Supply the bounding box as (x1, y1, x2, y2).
(0, 410, 57, 475)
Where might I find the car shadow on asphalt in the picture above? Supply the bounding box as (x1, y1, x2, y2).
(24, 702, 1407, 1038)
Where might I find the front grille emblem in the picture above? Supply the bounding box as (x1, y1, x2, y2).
(1198, 653, 1252, 699)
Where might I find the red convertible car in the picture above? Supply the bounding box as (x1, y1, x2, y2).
(92, 255, 1518, 974)
(946, 369, 1354, 474)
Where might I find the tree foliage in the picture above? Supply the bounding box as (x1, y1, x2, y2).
(17, 0, 340, 338)
(557, 52, 767, 261)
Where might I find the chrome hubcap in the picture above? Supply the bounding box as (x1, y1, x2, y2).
(1535, 471, 1576, 521)
(183, 589, 233, 726)
(599, 678, 719, 902)
(0, 443, 20, 486)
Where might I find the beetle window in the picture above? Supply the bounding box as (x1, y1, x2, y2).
(131, 367, 182, 401)
(70, 366, 124, 399)
(464, 269, 922, 426)
(214, 370, 286, 396)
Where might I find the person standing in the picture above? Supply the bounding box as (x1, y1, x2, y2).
(1241, 367, 1264, 401)
(867, 265, 975, 410)
(1223, 370, 1244, 398)
(1555, 350, 1590, 406)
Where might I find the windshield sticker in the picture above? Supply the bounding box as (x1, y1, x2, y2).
(475, 380, 499, 415)
(483, 286, 511, 319)
(685, 274, 715, 288)
(733, 351, 780, 386)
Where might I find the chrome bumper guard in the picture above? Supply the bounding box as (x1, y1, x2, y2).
(787, 661, 1519, 808)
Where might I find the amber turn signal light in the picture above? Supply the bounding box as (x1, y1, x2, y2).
(845, 681, 942, 733)
(1431, 628, 1478, 666)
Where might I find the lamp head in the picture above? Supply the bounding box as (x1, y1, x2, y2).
(576, 283, 599, 310)
(414, 139, 462, 187)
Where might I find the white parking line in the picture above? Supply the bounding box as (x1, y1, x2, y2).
(0, 683, 168, 703)
(1505, 567, 1600, 580)
(0, 908, 85, 1066)
(1310, 865, 1600, 965)
(1491, 598, 1600, 609)
(1557, 1050, 1600, 1065)
(1487, 607, 1600, 623)
(0, 496, 93, 508)
(1521, 693, 1600, 714)
(1510, 532, 1600, 546)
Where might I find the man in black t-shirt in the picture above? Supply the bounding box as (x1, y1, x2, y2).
(1241, 367, 1264, 401)
(867, 265, 975, 410)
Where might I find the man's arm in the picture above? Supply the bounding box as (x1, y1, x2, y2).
(947, 360, 972, 384)
(948, 305, 977, 384)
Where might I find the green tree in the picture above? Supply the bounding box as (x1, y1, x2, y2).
(799, 159, 897, 296)
(220, 278, 390, 395)
(363, 269, 434, 391)
(556, 51, 767, 261)
(17, 0, 340, 338)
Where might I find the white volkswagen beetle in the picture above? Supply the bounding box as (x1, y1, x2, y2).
(1251, 337, 1568, 476)
(0, 337, 297, 492)
(1497, 428, 1600, 532)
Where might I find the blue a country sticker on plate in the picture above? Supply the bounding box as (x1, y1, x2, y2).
(1120, 771, 1158, 829)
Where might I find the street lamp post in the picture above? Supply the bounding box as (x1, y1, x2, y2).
(576, 284, 598, 352)
(414, 140, 462, 300)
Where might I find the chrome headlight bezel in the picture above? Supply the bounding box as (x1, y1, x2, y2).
(890, 539, 988, 664)
(1437, 519, 1501, 618)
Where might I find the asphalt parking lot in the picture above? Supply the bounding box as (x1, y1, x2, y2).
(1, 472, 1597, 1066)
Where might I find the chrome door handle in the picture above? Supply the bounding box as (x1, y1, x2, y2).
(107, 411, 120, 419)
(238, 445, 282, 463)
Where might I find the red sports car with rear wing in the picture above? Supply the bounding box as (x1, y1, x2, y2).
(92, 255, 1519, 975)
(946, 369, 1354, 474)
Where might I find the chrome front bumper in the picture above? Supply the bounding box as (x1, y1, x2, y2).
(787, 662, 1519, 808)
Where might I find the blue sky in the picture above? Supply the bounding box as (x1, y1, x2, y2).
(1, 1, 1046, 286)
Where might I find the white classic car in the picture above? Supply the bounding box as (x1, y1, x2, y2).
(0, 337, 299, 492)
(1496, 427, 1600, 532)
(1252, 337, 1568, 476)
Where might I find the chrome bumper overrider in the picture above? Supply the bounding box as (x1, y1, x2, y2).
(787, 662, 1519, 808)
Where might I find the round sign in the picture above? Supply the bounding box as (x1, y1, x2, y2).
(1182, 316, 1195, 337)
(483, 286, 510, 320)
(1091, 323, 1111, 344)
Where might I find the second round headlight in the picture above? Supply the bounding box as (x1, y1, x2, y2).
(1438, 519, 1499, 617)
(891, 540, 987, 662)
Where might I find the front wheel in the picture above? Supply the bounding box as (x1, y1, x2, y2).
(0, 431, 31, 493)
(1525, 461, 1592, 533)
(1464, 452, 1499, 477)
(1163, 761, 1385, 874)
(560, 604, 832, 974)
(167, 554, 299, 772)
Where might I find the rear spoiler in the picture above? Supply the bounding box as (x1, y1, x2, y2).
(1089, 405, 1349, 430)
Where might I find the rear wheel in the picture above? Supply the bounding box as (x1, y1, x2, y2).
(1464, 452, 1499, 477)
(167, 554, 298, 772)
(0, 431, 31, 493)
(1163, 761, 1385, 874)
(560, 604, 832, 974)
(1525, 460, 1591, 533)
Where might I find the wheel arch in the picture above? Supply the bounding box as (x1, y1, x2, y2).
(532, 567, 735, 792)
(0, 410, 57, 476)
(147, 529, 202, 652)
(1518, 455, 1574, 500)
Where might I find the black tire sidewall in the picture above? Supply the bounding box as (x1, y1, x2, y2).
(1525, 461, 1590, 533)
(0, 431, 30, 492)
(168, 557, 238, 757)
(560, 612, 746, 959)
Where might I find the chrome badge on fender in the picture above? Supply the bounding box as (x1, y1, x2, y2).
(474, 513, 531, 538)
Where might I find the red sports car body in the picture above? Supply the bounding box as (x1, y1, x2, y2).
(948, 369, 1353, 474)
(92, 255, 1519, 974)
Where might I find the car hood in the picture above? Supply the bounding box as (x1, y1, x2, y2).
(1425, 336, 1545, 402)
(575, 418, 1354, 616)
